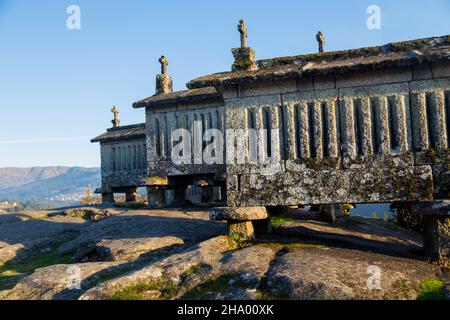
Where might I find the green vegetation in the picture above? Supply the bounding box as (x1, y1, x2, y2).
(89, 266, 136, 288)
(182, 274, 234, 299)
(417, 278, 446, 300)
(255, 274, 288, 300)
(271, 215, 294, 227)
(228, 235, 247, 248)
(182, 265, 200, 278)
(0, 232, 79, 291)
(112, 277, 179, 300)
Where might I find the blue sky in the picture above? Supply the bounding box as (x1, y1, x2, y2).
(0, 0, 449, 168)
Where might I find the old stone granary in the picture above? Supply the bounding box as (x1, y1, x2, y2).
(92, 21, 449, 261)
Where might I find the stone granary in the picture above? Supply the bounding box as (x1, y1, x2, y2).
(92, 21, 450, 262)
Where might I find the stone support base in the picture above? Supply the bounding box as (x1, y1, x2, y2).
(125, 191, 137, 203)
(147, 186, 166, 208)
(228, 220, 255, 240)
(253, 218, 273, 235)
(415, 201, 450, 263)
(211, 206, 269, 240)
(101, 193, 115, 204)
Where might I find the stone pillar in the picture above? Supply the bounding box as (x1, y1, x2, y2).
(125, 190, 137, 203)
(210, 206, 269, 240)
(415, 201, 450, 263)
(201, 186, 213, 204)
(423, 215, 440, 260)
(253, 218, 272, 235)
(171, 186, 186, 206)
(101, 193, 115, 204)
(228, 220, 255, 240)
(147, 186, 166, 208)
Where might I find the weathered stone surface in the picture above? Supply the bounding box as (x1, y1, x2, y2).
(229, 166, 434, 207)
(186, 244, 277, 300)
(232, 47, 257, 72)
(228, 221, 255, 240)
(266, 247, 439, 300)
(273, 216, 422, 257)
(0, 213, 84, 263)
(93, 237, 185, 261)
(210, 206, 268, 221)
(57, 210, 226, 259)
(2, 262, 120, 300)
(79, 235, 235, 300)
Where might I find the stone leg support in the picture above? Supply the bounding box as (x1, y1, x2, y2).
(228, 220, 255, 240)
(210, 206, 269, 240)
(147, 186, 166, 208)
(101, 193, 115, 204)
(201, 186, 213, 204)
(125, 191, 137, 203)
(415, 201, 450, 263)
(422, 215, 440, 260)
(253, 218, 273, 235)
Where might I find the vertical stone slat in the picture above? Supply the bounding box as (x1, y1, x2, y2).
(283, 103, 297, 159)
(326, 99, 339, 158)
(297, 101, 310, 159)
(432, 90, 448, 150)
(392, 95, 409, 152)
(341, 97, 356, 158)
(360, 97, 373, 156)
(377, 96, 391, 155)
(270, 105, 281, 162)
(313, 101, 323, 159)
(255, 108, 264, 163)
(411, 92, 429, 151)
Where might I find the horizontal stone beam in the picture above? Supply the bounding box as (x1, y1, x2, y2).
(143, 176, 169, 186)
(210, 206, 268, 221)
(414, 201, 450, 216)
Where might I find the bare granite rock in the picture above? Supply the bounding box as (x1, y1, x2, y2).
(2, 262, 121, 300)
(92, 237, 185, 261)
(79, 235, 235, 300)
(266, 247, 440, 300)
(57, 210, 226, 260)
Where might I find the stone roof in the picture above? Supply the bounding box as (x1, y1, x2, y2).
(187, 35, 450, 89)
(132, 87, 221, 109)
(91, 123, 146, 143)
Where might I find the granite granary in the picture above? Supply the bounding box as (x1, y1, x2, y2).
(92, 20, 450, 262)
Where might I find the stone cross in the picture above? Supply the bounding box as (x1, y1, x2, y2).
(111, 106, 120, 128)
(316, 31, 325, 53)
(159, 55, 168, 75)
(238, 19, 248, 48)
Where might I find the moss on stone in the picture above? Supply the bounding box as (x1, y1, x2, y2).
(417, 278, 446, 300)
(0, 231, 79, 291)
(112, 277, 179, 300)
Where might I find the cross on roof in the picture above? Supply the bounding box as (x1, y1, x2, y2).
(238, 19, 248, 48)
(111, 106, 120, 128)
(159, 55, 168, 75)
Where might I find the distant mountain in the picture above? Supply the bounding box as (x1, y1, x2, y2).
(0, 167, 101, 202)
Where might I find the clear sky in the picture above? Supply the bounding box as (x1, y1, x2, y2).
(0, 0, 449, 168)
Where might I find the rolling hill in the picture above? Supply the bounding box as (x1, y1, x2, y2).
(0, 167, 101, 202)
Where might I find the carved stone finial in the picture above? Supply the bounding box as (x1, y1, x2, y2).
(316, 31, 325, 53)
(231, 19, 256, 71)
(159, 55, 168, 75)
(111, 106, 120, 128)
(155, 55, 173, 95)
(238, 19, 248, 48)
